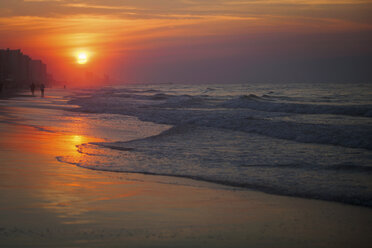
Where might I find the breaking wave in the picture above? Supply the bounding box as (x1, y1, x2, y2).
(221, 95, 372, 117)
(69, 90, 372, 150)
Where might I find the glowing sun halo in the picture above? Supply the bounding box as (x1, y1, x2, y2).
(77, 52, 88, 64)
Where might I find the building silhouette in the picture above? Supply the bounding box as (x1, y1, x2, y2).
(0, 49, 48, 89)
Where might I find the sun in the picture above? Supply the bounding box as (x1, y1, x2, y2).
(77, 52, 88, 64)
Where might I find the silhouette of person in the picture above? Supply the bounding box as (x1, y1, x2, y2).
(30, 82, 35, 96)
(40, 83, 45, 97)
(0, 82, 3, 94)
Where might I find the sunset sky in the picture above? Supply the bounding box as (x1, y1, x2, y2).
(0, 0, 371, 84)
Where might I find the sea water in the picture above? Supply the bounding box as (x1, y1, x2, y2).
(3, 82, 372, 207)
(58, 82, 372, 207)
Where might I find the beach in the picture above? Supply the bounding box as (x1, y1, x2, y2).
(1, 0, 372, 246)
(0, 88, 371, 247)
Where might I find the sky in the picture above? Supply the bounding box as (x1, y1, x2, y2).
(0, 0, 372, 84)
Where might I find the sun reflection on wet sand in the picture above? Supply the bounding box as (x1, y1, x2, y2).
(0, 111, 142, 223)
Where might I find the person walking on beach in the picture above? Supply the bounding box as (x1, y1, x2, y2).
(30, 82, 35, 96)
(40, 83, 45, 97)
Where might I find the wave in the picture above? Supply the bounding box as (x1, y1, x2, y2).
(221, 95, 372, 117)
(239, 162, 372, 173)
(69, 93, 372, 150)
(56, 144, 372, 208)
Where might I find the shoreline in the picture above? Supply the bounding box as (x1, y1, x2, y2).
(63, 159, 372, 209)
(1, 90, 372, 247)
(0, 121, 371, 247)
(1, 89, 372, 209)
(7, 114, 372, 209)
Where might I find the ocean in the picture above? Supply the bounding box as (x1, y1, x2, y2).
(3, 82, 372, 207)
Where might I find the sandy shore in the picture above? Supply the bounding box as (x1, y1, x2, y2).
(0, 92, 371, 247)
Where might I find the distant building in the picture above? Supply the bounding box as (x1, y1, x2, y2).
(0, 48, 48, 88)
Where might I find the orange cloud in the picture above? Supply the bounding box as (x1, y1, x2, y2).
(1, 0, 371, 83)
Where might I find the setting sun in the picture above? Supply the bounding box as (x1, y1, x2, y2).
(77, 52, 88, 64)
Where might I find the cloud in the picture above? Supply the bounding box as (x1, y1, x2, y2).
(62, 3, 138, 10)
(1, 0, 371, 82)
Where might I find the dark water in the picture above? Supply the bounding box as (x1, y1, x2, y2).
(2, 82, 372, 207)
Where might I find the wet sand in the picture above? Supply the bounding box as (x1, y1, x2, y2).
(0, 92, 371, 247)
